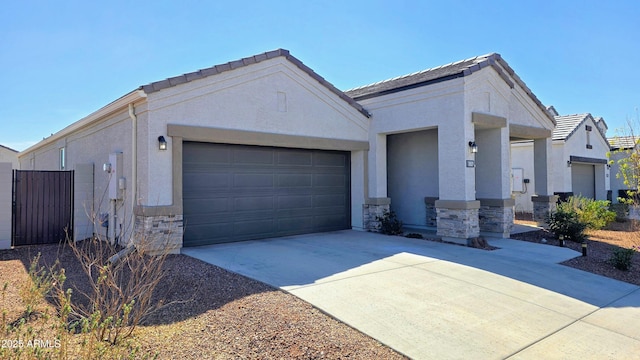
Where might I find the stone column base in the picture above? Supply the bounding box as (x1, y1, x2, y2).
(478, 198, 515, 238)
(531, 195, 558, 226)
(363, 198, 391, 232)
(435, 200, 480, 245)
(133, 214, 184, 255)
(424, 197, 438, 228)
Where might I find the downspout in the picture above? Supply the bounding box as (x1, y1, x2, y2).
(128, 104, 137, 206)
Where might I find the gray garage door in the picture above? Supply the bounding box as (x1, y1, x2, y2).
(571, 164, 595, 199)
(183, 142, 351, 247)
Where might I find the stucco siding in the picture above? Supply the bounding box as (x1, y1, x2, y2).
(19, 106, 137, 241)
(511, 141, 536, 213)
(142, 57, 370, 207)
(358, 79, 468, 200)
(387, 129, 438, 227)
(0, 148, 18, 169)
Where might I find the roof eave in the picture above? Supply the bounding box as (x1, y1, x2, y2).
(20, 90, 147, 156)
(141, 49, 370, 118)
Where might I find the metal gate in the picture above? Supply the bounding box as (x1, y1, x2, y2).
(12, 170, 74, 246)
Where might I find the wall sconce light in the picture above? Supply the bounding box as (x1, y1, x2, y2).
(158, 136, 167, 151)
(567, 160, 572, 167)
(468, 141, 478, 153)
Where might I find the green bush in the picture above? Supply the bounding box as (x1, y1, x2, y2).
(546, 203, 587, 242)
(565, 196, 616, 230)
(610, 248, 636, 271)
(376, 210, 403, 235)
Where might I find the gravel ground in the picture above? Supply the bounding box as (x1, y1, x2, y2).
(2, 221, 638, 358)
(0, 244, 407, 359)
(510, 221, 640, 286)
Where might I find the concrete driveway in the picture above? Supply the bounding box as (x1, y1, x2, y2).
(182, 230, 640, 359)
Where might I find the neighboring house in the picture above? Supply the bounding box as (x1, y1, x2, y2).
(608, 135, 638, 203)
(0, 144, 18, 249)
(511, 110, 610, 214)
(20, 49, 555, 252)
(0, 144, 19, 169)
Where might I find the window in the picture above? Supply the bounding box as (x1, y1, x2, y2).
(59, 147, 66, 170)
(586, 125, 592, 149)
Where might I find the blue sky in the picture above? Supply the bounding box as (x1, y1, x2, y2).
(1, 0, 639, 151)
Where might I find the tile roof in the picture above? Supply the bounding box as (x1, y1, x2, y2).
(140, 49, 370, 117)
(552, 113, 591, 141)
(608, 136, 638, 150)
(344, 53, 554, 124)
(553, 113, 609, 148)
(0, 144, 18, 153)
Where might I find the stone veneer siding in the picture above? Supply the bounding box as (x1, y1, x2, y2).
(424, 197, 438, 227)
(531, 195, 558, 225)
(363, 198, 391, 232)
(478, 199, 515, 238)
(436, 206, 480, 241)
(134, 214, 183, 255)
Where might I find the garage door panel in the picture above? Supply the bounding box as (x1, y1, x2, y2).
(183, 198, 229, 215)
(183, 142, 350, 247)
(314, 194, 347, 207)
(233, 173, 274, 187)
(572, 164, 595, 199)
(278, 151, 313, 166)
(233, 219, 275, 236)
(234, 196, 274, 211)
(277, 195, 313, 210)
(278, 174, 312, 187)
(234, 149, 274, 165)
(315, 152, 347, 167)
(315, 174, 347, 187)
(183, 173, 230, 191)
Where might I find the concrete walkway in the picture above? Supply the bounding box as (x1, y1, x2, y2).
(182, 230, 640, 359)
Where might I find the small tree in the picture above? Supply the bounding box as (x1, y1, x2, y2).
(609, 114, 640, 206)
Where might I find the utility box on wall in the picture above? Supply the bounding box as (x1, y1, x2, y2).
(512, 168, 524, 193)
(108, 152, 123, 200)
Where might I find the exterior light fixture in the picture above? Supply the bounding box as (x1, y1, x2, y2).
(468, 141, 478, 153)
(158, 136, 167, 150)
(567, 160, 572, 167)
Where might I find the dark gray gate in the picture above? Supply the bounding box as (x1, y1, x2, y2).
(12, 170, 74, 246)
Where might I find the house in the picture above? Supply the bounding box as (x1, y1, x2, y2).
(345, 53, 555, 241)
(608, 135, 638, 203)
(19, 49, 555, 252)
(511, 110, 610, 215)
(0, 144, 18, 249)
(0, 144, 19, 169)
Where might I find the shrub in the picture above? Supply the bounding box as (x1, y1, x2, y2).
(376, 210, 403, 235)
(610, 203, 629, 223)
(576, 197, 616, 230)
(610, 247, 636, 271)
(546, 203, 587, 242)
(562, 196, 616, 230)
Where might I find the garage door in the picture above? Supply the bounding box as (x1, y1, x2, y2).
(571, 164, 595, 199)
(182, 142, 351, 247)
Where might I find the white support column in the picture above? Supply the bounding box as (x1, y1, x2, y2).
(435, 124, 480, 244)
(351, 150, 366, 231)
(476, 127, 514, 237)
(532, 137, 557, 223)
(364, 134, 390, 231)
